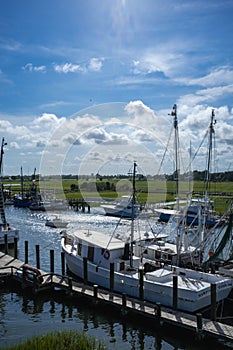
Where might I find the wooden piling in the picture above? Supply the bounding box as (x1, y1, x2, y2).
(139, 267, 144, 300)
(83, 257, 88, 283)
(4, 234, 8, 254)
(93, 284, 98, 298)
(61, 251, 65, 275)
(14, 237, 18, 259)
(50, 249, 54, 274)
(110, 262, 114, 291)
(196, 313, 204, 340)
(211, 283, 216, 321)
(24, 240, 28, 264)
(155, 302, 161, 326)
(173, 275, 178, 310)
(122, 293, 127, 308)
(68, 277, 73, 295)
(36, 244, 40, 269)
(196, 313, 203, 332)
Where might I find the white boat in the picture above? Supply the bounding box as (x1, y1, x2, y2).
(61, 161, 232, 313)
(0, 138, 19, 246)
(101, 195, 141, 219)
(45, 216, 68, 228)
(61, 228, 232, 313)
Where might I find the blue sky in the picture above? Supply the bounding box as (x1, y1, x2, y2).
(0, 0, 233, 178)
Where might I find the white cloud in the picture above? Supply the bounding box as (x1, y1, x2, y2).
(88, 58, 103, 72)
(22, 63, 46, 73)
(53, 62, 83, 73)
(178, 66, 233, 87)
(54, 58, 103, 74)
(178, 84, 233, 106)
(10, 141, 20, 149)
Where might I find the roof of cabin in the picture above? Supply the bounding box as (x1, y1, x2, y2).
(70, 229, 125, 250)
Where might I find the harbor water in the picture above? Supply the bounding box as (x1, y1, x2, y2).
(0, 205, 230, 349)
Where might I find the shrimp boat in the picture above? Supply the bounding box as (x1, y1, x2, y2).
(0, 138, 19, 246)
(61, 162, 232, 313)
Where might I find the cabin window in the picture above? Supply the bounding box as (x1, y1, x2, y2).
(88, 246, 94, 262)
(119, 262, 125, 271)
(78, 242, 82, 256)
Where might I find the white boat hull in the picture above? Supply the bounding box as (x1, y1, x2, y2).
(62, 237, 232, 313)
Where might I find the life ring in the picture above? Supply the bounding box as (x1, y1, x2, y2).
(103, 250, 110, 260)
(22, 264, 44, 283)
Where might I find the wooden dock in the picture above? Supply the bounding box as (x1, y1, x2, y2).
(0, 250, 233, 346)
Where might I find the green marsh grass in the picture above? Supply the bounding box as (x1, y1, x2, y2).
(0, 330, 106, 350)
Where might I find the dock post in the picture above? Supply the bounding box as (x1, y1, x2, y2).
(122, 293, 127, 315)
(93, 284, 98, 298)
(61, 252, 65, 275)
(4, 234, 8, 254)
(83, 257, 88, 283)
(50, 249, 54, 274)
(139, 267, 144, 300)
(68, 277, 73, 295)
(211, 283, 216, 321)
(14, 237, 18, 259)
(155, 302, 161, 325)
(173, 275, 178, 310)
(33, 272, 38, 295)
(110, 262, 114, 291)
(196, 313, 204, 340)
(25, 241, 28, 264)
(36, 245, 40, 269)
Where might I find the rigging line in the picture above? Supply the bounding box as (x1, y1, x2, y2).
(184, 129, 209, 174)
(157, 124, 173, 175)
(96, 216, 123, 267)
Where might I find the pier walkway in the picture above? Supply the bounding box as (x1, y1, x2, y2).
(0, 251, 233, 346)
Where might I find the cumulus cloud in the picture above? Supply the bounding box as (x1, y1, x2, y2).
(88, 58, 103, 71)
(53, 62, 83, 73)
(53, 58, 103, 74)
(22, 63, 46, 73)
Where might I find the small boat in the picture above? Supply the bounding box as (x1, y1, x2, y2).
(155, 198, 219, 227)
(61, 161, 233, 312)
(13, 167, 34, 208)
(29, 199, 68, 211)
(29, 200, 46, 211)
(101, 195, 141, 219)
(45, 216, 68, 228)
(0, 138, 19, 246)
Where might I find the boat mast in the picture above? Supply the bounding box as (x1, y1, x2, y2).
(170, 104, 182, 263)
(171, 104, 180, 211)
(202, 109, 215, 231)
(0, 138, 7, 228)
(20, 166, 24, 198)
(205, 109, 215, 197)
(130, 161, 137, 268)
